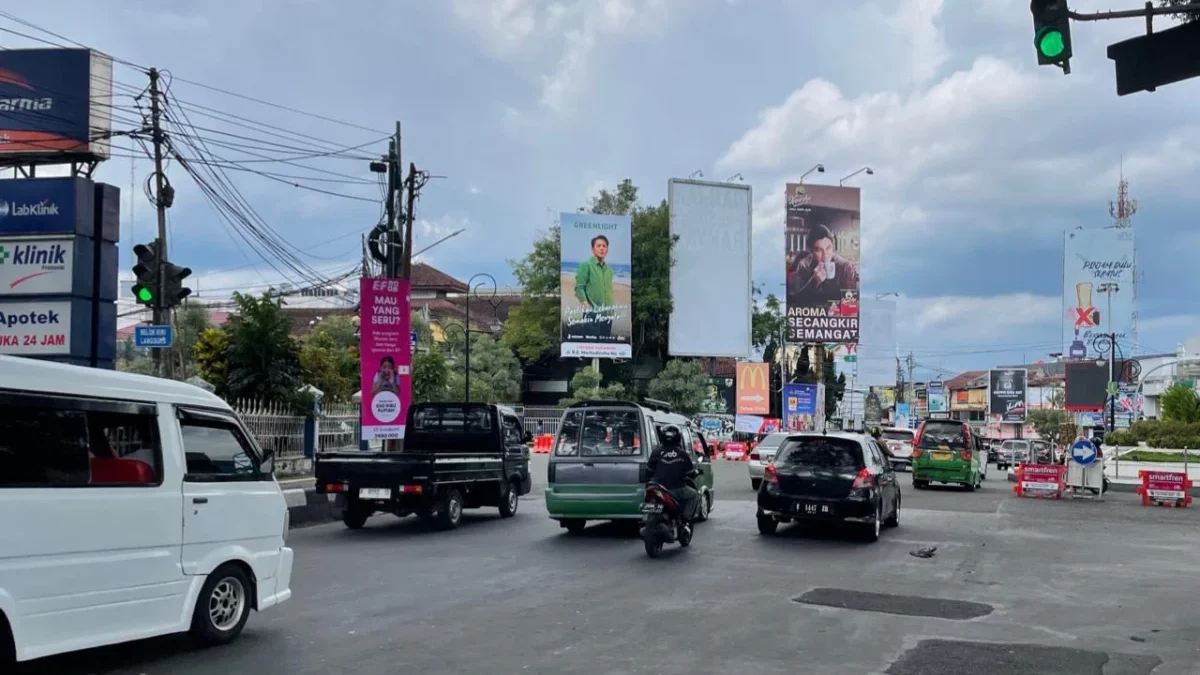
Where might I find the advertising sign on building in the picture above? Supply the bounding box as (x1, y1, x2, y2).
(0, 237, 75, 295)
(0, 177, 96, 235)
(359, 278, 413, 440)
(0, 48, 114, 160)
(1063, 228, 1135, 361)
(0, 300, 72, 355)
(736, 362, 770, 415)
(667, 179, 752, 358)
(927, 383, 948, 414)
(559, 212, 633, 359)
(701, 377, 734, 414)
(784, 183, 861, 344)
(989, 368, 1028, 423)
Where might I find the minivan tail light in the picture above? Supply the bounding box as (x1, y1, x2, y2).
(764, 464, 779, 485)
(851, 468, 875, 489)
(912, 448, 923, 459)
(960, 450, 972, 462)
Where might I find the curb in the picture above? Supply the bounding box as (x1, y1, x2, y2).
(284, 487, 342, 527)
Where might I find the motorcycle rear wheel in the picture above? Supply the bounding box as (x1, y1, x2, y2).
(644, 531, 664, 558)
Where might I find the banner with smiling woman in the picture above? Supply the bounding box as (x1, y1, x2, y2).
(559, 212, 633, 359)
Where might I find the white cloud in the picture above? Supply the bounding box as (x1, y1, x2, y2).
(898, 293, 1060, 344)
(887, 0, 948, 86)
(450, 0, 538, 56)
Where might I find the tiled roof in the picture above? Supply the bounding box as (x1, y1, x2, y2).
(945, 370, 987, 390)
(412, 263, 468, 293)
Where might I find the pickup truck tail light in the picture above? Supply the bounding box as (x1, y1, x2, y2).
(323, 482, 346, 493)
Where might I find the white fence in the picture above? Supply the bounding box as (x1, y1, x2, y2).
(231, 399, 307, 460)
(318, 401, 363, 453)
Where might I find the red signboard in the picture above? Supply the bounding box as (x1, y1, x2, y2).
(1138, 470, 1192, 507)
(1014, 463, 1065, 498)
(724, 441, 747, 460)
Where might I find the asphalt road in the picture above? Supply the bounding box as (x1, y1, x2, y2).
(19, 459, 1200, 675)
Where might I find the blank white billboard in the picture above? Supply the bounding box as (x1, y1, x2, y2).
(855, 296, 898, 388)
(668, 179, 752, 358)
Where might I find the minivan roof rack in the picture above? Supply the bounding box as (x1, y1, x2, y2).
(565, 399, 642, 410)
(640, 398, 672, 413)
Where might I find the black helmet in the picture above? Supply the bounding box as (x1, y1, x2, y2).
(659, 425, 682, 446)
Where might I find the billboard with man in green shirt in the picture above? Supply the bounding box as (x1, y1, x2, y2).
(560, 212, 632, 359)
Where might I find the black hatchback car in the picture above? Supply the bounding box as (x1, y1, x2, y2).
(756, 432, 901, 542)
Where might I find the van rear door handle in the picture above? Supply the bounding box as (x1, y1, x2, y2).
(192, 497, 208, 504)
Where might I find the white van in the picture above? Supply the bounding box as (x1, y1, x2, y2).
(0, 355, 294, 664)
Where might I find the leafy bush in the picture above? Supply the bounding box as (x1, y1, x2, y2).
(1105, 419, 1200, 449)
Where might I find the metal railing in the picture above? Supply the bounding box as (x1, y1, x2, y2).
(231, 399, 308, 460)
(319, 401, 362, 452)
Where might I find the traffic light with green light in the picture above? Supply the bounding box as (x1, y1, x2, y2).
(131, 239, 162, 308)
(162, 261, 193, 309)
(1031, 0, 1073, 71)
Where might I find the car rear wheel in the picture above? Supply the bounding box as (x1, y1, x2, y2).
(437, 488, 464, 530)
(562, 518, 586, 534)
(884, 495, 900, 528)
(913, 478, 929, 490)
(859, 503, 882, 543)
(190, 564, 252, 646)
(498, 480, 519, 518)
(750, 478, 762, 491)
(695, 491, 711, 522)
(342, 502, 369, 530)
(756, 513, 778, 535)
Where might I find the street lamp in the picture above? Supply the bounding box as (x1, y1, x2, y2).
(799, 164, 825, 183)
(839, 166, 874, 186)
(428, 273, 501, 402)
(1097, 282, 1120, 432)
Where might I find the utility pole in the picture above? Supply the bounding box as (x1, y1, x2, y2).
(402, 162, 417, 279)
(148, 68, 171, 379)
(384, 122, 402, 279)
(906, 352, 916, 404)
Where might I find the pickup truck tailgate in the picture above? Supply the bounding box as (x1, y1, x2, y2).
(315, 452, 433, 491)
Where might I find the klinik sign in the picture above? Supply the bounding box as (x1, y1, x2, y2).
(359, 278, 412, 440)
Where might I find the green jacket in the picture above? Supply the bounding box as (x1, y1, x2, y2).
(574, 256, 613, 307)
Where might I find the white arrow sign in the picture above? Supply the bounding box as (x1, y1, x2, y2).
(743, 395, 765, 402)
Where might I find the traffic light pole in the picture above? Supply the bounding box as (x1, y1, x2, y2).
(148, 68, 172, 379)
(1069, 2, 1200, 22)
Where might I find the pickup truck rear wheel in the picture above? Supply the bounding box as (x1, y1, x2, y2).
(437, 488, 464, 530)
(499, 480, 519, 518)
(343, 502, 369, 530)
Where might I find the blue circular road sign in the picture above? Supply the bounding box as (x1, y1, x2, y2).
(1070, 439, 1097, 466)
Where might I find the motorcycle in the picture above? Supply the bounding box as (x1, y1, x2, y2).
(640, 478, 695, 558)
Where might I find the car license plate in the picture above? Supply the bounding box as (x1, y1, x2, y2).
(795, 502, 830, 515)
(359, 488, 392, 500)
(640, 502, 663, 513)
(931, 452, 953, 461)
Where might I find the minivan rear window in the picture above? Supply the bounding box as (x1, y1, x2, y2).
(555, 409, 642, 457)
(776, 437, 863, 469)
(919, 422, 966, 448)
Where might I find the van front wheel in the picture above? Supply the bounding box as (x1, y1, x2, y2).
(191, 564, 252, 646)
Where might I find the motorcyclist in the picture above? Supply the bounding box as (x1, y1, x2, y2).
(647, 425, 699, 522)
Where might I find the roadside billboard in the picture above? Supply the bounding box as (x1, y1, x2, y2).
(988, 368, 1028, 423)
(667, 179, 752, 358)
(1063, 228, 1135, 360)
(359, 278, 413, 440)
(927, 383, 948, 415)
(0, 48, 113, 161)
(736, 362, 770, 415)
(559, 212, 632, 359)
(856, 296, 896, 387)
(0, 299, 73, 355)
(0, 237, 77, 295)
(784, 183, 860, 344)
(783, 382, 818, 431)
(701, 376, 735, 414)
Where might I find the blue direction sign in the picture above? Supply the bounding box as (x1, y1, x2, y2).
(1070, 438, 1098, 466)
(411, 330, 417, 350)
(134, 325, 173, 348)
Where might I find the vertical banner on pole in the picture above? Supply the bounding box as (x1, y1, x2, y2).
(360, 278, 412, 440)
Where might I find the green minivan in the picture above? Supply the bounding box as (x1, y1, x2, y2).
(545, 400, 715, 533)
(911, 418, 984, 490)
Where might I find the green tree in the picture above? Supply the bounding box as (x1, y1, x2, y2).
(822, 348, 845, 420)
(166, 303, 212, 380)
(1028, 408, 1071, 440)
(221, 292, 303, 403)
(647, 359, 710, 415)
(412, 349, 451, 402)
(441, 325, 523, 402)
(502, 179, 676, 365)
(558, 366, 629, 406)
(193, 326, 230, 392)
(1161, 383, 1200, 423)
(298, 316, 360, 402)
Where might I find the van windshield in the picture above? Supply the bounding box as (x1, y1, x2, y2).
(555, 409, 642, 457)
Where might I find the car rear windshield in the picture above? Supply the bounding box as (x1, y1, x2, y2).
(411, 405, 492, 432)
(919, 422, 966, 448)
(776, 437, 863, 470)
(554, 409, 642, 457)
(756, 434, 788, 451)
(1003, 440, 1030, 450)
(881, 430, 914, 442)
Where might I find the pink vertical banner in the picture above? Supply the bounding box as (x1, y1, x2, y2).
(359, 277, 412, 440)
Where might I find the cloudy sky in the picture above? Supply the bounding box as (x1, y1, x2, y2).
(5, 0, 1198, 379)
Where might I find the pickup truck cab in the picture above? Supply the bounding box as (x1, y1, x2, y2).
(0, 355, 293, 664)
(315, 403, 532, 530)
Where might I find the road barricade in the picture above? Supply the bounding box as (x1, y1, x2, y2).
(723, 441, 747, 461)
(1137, 470, 1192, 508)
(532, 434, 554, 454)
(1013, 463, 1065, 499)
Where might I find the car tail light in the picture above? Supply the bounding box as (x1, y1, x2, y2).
(324, 482, 345, 493)
(750, 451, 760, 461)
(960, 450, 972, 462)
(851, 468, 875, 489)
(912, 424, 924, 449)
(764, 463, 779, 484)
(912, 448, 923, 459)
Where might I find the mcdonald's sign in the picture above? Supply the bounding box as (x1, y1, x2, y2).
(736, 362, 770, 415)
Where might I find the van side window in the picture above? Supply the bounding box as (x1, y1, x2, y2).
(501, 415, 523, 446)
(554, 411, 583, 456)
(181, 419, 262, 481)
(0, 393, 161, 487)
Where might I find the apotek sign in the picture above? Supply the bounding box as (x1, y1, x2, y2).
(736, 362, 770, 415)
(0, 300, 70, 354)
(0, 237, 73, 295)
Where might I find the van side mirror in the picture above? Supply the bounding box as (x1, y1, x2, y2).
(523, 430, 533, 444)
